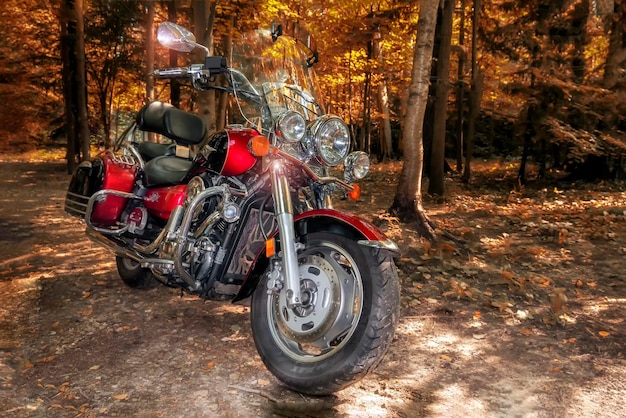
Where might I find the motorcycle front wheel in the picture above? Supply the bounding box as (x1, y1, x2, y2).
(250, 232, 400, 395)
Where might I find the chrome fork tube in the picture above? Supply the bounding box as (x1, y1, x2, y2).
(270, 162, 302, 308)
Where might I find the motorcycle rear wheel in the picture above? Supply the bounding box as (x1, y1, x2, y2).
(250, 232, 400, 395)
(115, 256, 156, 289)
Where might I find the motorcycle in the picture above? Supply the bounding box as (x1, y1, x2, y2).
(65, 21, 400, 395)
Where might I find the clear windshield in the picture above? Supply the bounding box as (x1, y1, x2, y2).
(228, 29, 324, 134)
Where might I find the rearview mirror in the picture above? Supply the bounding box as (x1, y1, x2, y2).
(157, 22, 198, 53)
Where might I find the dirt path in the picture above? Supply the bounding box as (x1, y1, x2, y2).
(1, 160, 625, 417)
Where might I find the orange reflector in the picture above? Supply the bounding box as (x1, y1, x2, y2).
(249, 135, 271, 156)
(266, 237, 276, 257)
(348, 184, 361, 200)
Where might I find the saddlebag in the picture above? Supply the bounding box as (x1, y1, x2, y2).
(65, 154, 137, 226)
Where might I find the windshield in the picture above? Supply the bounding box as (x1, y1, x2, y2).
(228, 29, 324, 134)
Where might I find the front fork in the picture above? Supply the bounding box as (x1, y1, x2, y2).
(270, 162, 302, 308)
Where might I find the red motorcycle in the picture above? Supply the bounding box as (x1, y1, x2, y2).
(65, 22, 400, 395)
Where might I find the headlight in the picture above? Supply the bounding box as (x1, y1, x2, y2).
(276, 111, 306, 142)
(344, 151, 370, 182)
(310, 115, 351, 166)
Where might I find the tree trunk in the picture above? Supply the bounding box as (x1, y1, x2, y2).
(571, 0, 590, 84)
(456, 0, 466, 172)
(168, 1, 180, 108)
(193, 0, 217, 135)
(462, 68, 483, 182)
(602, 1, 626, 90)
(359, 71, 371, 151)
(145, 2, 155, 104)
(462, 0, 481, 183)
(216, 15, 234, 131)
(428, 0, 454, 198)
(75, 0, 90, 162)
(60, 0, 78, 173)
(389, 0, 439, 241)
(373, 29, 393, 160)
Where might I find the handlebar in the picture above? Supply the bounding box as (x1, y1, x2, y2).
(153, 57, 228, 80)
(153, 65, 203, 79)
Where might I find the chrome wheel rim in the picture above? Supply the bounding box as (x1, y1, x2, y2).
(267, 241, 363, 362)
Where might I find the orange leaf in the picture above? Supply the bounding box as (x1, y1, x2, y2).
(598, 331, 610, 337)
(112, 393, 129, 400)
(520, 329, 533, 336)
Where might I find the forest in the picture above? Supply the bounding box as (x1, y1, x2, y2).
(1, 1, 626, 415)
(1, 0, 625, 186)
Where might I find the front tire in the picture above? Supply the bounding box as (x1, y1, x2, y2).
(250, 232, 400, 395)
(115, 256, 155, 289)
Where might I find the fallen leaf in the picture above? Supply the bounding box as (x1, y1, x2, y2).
(112, 393, 129, 400)
(598, 331, 610, 337)
(520, 329, 533, 336)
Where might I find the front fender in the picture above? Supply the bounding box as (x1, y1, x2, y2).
(232, 209, 398, 302)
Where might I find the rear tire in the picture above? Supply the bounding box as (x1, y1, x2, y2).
(115, 256, 155, 289)
(250, 232, 400, 395)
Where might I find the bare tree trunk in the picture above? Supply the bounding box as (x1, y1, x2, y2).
(193, 1, 217, 135)
(462, 68, 483, 182)
(75, 0, 90, 162)
(145, 2, 155, 104)
(168, 1, 180, 108)
(359, 72, 371, 151)
(456, 0, 466, 172)
(389, 0, 439, 241)
(462, 0, 481, 183)
(373, 29, 393, 160)
(60, 0, 78, 173)
(216, 15, 234, 131)
(428, 0, 454, 198)
(602, 1, 626, 89)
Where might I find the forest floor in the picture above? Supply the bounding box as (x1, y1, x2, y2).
(0, 156, 625, 418)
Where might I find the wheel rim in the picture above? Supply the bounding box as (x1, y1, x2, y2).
(266, 240, 364, 362)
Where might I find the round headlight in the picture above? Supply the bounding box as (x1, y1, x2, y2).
(310, 115, 351, 166)
(344, 151, 370, 181)
(276, 111, 306, 142)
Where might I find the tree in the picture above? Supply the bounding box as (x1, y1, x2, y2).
(192, 0, 218, 135)
(85, 0, 144, 149)
(60, 0, 90, 172)
(602, 0, 626, 90)
(462, 0, 481, 183)
(389, 0, 439, 241)
(428, 0, 454, 197)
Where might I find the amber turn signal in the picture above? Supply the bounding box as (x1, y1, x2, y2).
(265, 237, 276, 257)
(348, 184, 361, 200)
(249, 135, 271, 157)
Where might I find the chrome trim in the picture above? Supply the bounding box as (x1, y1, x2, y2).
(357, 239, 400, 252)
(174, 184, 230, 290)
(84, 189, 141, 235)
(270, 162, 302, 308)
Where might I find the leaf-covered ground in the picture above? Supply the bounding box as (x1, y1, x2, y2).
(0, 159, 624, 417)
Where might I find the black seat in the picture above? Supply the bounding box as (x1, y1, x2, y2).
(136, 101, 207, 146)
(137, 142, 175, 161)
(143, 155, 192, 186)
